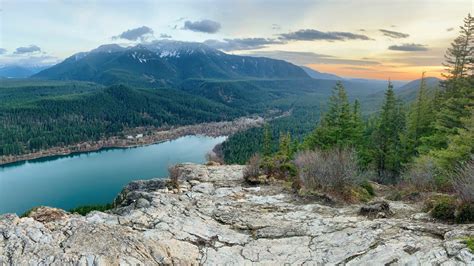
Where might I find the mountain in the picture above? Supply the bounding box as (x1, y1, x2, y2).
(347, 78, 407, 89)
(0, 65, 49, 78)
(361, 77, 442, 113)
(299, 66, 342, 80)
(395, 77, 441, 101)
(34, 41, 310, 86)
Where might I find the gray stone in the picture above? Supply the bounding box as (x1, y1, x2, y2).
(1, 163, 473, 265)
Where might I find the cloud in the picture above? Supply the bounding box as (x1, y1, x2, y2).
(0, 48, 6, 55)
(388, 43, 428, 51)
(271, 24, 281, 30)
(244, 50, 380, 66)
(14, 45, 41, 54)
(204, 38, 284, 51)
(160, 33, 172, 39)
(278, 29, 371, 41)
(113, 26, 154, 41)
(446, 27, 454, 32)
(379, 29, 409, 38)
(0, 54, 59, 66)
(183, 19, 221, 33)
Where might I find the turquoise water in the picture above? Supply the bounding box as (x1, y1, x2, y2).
(0, 135, 226, 214)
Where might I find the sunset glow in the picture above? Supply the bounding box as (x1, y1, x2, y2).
(0, 0, 471, 80)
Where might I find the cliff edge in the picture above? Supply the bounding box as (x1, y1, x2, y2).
(1, 163, 473, 265)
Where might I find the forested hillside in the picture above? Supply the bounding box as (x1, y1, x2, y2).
(0, 81, 243, 155)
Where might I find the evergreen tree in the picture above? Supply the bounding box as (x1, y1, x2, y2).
(435, 108, 474, 170)
(262, 125, 272, 157)
(303, 82, 355, 150)
(404, 73, 436, 158)
(443, 13, 474, 79)
(278, 131, 291, 159)
(372, 81, 406, 182)
(351, 99, 364, 145)
(421, 14, 474, 170)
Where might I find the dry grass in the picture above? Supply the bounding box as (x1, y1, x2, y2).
(454, 159, 474, 204)
(168, 165, 181, 191)
(403, 155, 438, 192)
(243, 154, 262, 183)
(294, 148, 359, 198)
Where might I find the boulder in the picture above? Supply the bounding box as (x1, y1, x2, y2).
(25, 206, 68, 223)
(359, 201, 393, 218)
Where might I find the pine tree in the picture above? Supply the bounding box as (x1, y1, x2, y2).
(404, 73, 436, 158)
(421, 14, 474, 160)
(443, 13, 474, 79)
(262, 125, 272, 157)
(435, 107, 474, 170)
(303, 82, 355, 150)
(351, 99, 364, 145)
(278, 131, 291, 159)
(372, 81, 406, 182)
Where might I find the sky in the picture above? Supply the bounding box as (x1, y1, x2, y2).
(0, 0, 472, 80)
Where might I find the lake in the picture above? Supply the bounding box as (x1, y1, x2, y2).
(0, 135, 226, 215)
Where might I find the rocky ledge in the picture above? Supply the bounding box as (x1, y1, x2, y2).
(1, 164, 473, 265)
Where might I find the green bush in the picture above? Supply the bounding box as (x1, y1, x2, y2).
(386, 191, 402, 201)
(456, 203, 474, 223)
(69, 203, 113, 216)
(465, 237, 474, 253)
(429, 196, 457, 221)
(360, 180, 375, 196)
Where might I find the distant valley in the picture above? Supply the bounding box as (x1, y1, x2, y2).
(0, 41, 440, 160)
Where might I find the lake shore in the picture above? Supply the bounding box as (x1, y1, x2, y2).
(0, 117, 264, 166)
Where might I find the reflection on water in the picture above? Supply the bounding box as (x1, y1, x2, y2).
(0, 135, 226, 214)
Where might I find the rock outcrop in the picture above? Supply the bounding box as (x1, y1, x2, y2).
(1, 163, 473, 265)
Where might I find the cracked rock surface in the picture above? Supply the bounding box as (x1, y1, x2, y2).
(1, 163, 473, 265)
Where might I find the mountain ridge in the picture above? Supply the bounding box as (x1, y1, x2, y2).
(33, 41, 311, 86)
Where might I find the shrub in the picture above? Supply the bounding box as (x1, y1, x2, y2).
(243, 154, 263, 184)
(69, 203, 113, 216)
(427, 195, 457, 221)
(456, 203, 474, 223)
(386, 191, 402, 201)
(168, 165, 181, 191)
(453, 159, 474, 204)
(205, 151, 224, 165)
(294, 149, 359, 197)
(403, 155, 438, 192)
(360, 180, 375, 197)
(465, 237, 474, 252)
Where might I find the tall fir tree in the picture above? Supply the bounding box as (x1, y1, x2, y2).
(303, 82, 356, 150)
(443, 13, 474, 80)
(262, 125, 272, 157)
(404, 73, 436, 158)
(421, 13, 474, 171)
(278, 132, 292, 159)
(371, 81, 406, 182)
(351, 99, 365, 145)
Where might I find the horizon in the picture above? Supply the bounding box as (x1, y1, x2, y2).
(0, 0, 471, 80)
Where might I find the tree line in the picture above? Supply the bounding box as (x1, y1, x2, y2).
(239, 14, 473, 189)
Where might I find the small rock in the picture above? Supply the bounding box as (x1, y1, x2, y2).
(135, 198, 151, 208)
(26, 207, 68, 223)
(245, 174, 269, 185)
(359, 201, 393, 218)
(192, 183, 215, 194)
